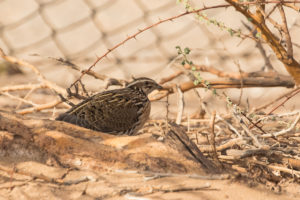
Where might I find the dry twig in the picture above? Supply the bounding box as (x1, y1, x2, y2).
(176, 85, 184, 125)
(261, 112, 300, 138)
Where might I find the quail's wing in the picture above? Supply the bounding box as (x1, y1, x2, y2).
(68, 89, 146, 133)
(55, 94, 98, 129)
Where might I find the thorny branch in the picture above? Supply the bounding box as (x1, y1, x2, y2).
(251, 87, 300, 112)
(70, 0, 300, 88)
(69, 4, 232, 88)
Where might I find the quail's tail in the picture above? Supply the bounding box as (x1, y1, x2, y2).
(56, 113, 78, 124)
(56, 113, 93, 130)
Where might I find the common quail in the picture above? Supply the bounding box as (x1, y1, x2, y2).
(56, 77, 163, 135)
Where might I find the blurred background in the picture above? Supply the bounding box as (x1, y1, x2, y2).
(0, 0, 300, 118)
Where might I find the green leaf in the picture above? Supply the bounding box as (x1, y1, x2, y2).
(176, 46, 182, 55)
(249, 113, 255, 118)
(227, 28, 234, 36)
(181, 60, 186, 65)
(184, 47, 191, 55)
(255, 32, 261, 38)
(196, 76, 202, 82)
(212, 88, 217, 95)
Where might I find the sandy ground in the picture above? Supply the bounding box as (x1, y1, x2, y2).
(0, 164, 299, 200)
(0, 108, 299, 200)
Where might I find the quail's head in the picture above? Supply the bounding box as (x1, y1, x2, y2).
(126, 77, 163, 95)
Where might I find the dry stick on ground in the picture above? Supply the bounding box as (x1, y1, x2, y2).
(251, 160, 300, 177)
(249, 87, 300, 129)
(165, 94, 170, 134)
(209, 111, 220, 164)
(257, 111, 300, 122)
(0, 164, 90, 186)
(146, 184, 212, 194)
(216, 115, 242, 138)
(116, 183, 212, 197)
(284, 157, 300, 170)
(238, 120, 262, 148)
(261, 112, 300, 138)
(240, 112, 267, 134)
(200, 138, 248, 153)
(229, 103, 263, 148)
(138, 171, 229, 181)
(176, 85, 184, 125)
(222, 149, 300, 171)
(220, 155, 300, 177)
(225, 148, 270, 159)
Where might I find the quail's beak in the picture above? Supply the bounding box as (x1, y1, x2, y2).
(157, 85, 164, 90)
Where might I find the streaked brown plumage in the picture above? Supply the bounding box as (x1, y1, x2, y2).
(56, 77, 163, 135)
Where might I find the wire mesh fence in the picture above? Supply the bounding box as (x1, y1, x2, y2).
(0, 0, 196, 77)
(0, 0, 267, 77)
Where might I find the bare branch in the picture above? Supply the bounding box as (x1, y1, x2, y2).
(0, 49, 66, 95)
(278, 3, 293, 58)
(175, 85, 184, 125)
